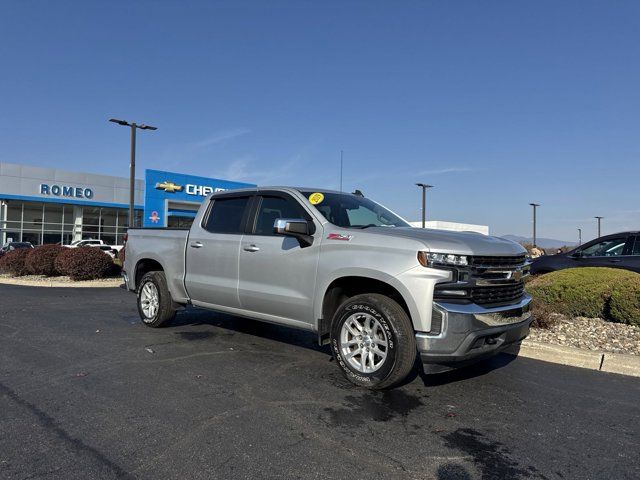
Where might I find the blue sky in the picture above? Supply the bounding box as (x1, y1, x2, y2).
(1, 1, 638, 241)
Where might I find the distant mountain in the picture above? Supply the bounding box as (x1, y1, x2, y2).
(501, 235, 577, 250)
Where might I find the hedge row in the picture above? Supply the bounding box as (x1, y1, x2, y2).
(526, 267, 640, 327)
(0, 245, 120, 281)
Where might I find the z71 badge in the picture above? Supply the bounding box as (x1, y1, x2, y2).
(327, 233, 353, 241)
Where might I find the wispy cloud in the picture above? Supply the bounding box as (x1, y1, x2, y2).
(415, 166, 475, 176)
(212, 156, 301, 185)
(192, 128, 251, 148)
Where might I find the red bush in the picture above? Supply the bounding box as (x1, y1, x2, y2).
(55, 247, 114, 281)
(25, 244, 66, 276)
(0, 248, 32, 276)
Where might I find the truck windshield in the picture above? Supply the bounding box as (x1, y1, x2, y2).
(299, 191, 409, 229)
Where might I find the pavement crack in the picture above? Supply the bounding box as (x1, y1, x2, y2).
(0, 381, 135, 480)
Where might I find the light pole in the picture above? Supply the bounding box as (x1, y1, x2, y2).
(529, 203, 540, 247)
(594, 216, 603, 238)
(415, 183, 434, 228)
(578, 228, 582, 246)
(109, 119, 157, 228)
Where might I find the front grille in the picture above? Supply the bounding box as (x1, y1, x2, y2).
(472, 282, 525, 305)
(468, 254, 526, 269)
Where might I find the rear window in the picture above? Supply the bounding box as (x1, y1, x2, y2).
(203, 196, 251, 234)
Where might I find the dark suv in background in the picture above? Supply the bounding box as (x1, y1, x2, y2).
(530, 232, 640, 274)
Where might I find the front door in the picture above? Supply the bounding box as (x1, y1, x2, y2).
(238, 193, 321, 325)
(185, 194, 253, 308)
(574, 235, 630, 269)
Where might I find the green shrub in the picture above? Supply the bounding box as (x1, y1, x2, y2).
(54, 247, 114, 281)
(0, 248, 32, 276)
(526, 267, 640, 326)
(609, 279, 640, 327)
(25, 244, 66, 276)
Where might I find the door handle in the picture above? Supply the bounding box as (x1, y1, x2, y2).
(609, 259, 621, 263)
(243, 244, 260, 252)
(190, 242, 204, 249)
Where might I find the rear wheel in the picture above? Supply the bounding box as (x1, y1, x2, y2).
(330, 293, 416, 389)
(137, 271, 176, 327)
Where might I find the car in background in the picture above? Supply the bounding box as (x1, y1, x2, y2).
(0, 242, 34, 258)
(67, 239, 106, 248)
(530, 231, 640, 274)
(65, 239, 123, 252)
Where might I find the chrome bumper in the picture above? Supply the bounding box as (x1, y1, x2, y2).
(417, 294, 533, 364)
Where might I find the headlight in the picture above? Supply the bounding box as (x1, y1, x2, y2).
(417, 251, 468, 267)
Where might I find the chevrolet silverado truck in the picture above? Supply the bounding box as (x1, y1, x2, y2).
(122, 187, 532, 389)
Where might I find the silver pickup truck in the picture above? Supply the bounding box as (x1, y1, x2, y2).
(123, 187, 532, 389)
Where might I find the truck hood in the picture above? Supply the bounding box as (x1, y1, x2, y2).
(364, 227, 525, 256)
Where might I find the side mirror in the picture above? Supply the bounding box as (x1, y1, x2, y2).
(570, 251, 582, 258)
(273, 218, 314, 247)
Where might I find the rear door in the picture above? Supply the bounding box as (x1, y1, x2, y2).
(238, 192, 321, 324)
(620, 236, 640, 273)
(185, 194, 253, 308)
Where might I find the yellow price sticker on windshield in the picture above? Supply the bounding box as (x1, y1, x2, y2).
(308, 192, 324, 205)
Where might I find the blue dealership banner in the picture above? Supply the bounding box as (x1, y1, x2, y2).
(143, 169, 254, 227)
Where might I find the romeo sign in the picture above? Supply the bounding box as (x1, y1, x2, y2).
(40, 184, 94, 199)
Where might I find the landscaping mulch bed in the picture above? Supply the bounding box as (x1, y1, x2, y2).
(529, 316, 640, 356)
(0, 273, 121, 286)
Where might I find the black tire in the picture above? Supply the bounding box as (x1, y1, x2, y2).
(330, 293, 417, 390)
(136, 271, 176, 328)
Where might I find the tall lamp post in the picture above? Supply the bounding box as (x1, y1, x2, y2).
(415, 183, 434, 228)
(594, 216, 603, 238)
(529, 203, 540, 247)
(109, 119, 157, 228)
(578, 228, 582, 246)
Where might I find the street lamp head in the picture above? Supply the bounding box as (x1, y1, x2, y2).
(594, 216, 604, 220)
(138, 125, 157, 130)
(109, 118, 130, 126)
(529, 203, 540, 207)
(415, 183, 434, 189)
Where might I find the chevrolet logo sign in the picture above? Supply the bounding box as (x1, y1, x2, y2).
(155, 181, 183, 193)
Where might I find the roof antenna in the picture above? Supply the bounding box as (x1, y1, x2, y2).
(352, 189, 364, 197)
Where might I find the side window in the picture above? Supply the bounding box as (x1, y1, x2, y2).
(579, 237, 627, 257)
(203, 196, 251, 234)
(631, 237, 640, 256)
(254, 196, 307, 235)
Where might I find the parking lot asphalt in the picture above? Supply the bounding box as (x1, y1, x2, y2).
(1, 285, 639, 480)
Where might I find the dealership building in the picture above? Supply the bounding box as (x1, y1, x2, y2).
(0, 162, 253, 246)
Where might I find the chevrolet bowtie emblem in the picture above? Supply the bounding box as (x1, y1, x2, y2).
(155, 181, 183, 193)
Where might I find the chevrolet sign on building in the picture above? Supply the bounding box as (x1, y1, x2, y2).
(143, 169, 254, 228)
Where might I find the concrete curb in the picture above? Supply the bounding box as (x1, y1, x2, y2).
(0, 277, 122, 288)
(506, 340, 640, 378)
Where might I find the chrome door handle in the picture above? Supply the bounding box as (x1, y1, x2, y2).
(243, 244, 260, 252)
(190, 242, 203, 248)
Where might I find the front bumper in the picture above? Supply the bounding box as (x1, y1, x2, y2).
(417, 294, 533, 365)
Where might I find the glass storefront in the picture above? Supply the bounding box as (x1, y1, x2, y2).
(0, 200, 142, 246)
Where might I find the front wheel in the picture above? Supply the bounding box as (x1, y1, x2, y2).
(137, 271, 176, 327)
(330, 294, 417, 389)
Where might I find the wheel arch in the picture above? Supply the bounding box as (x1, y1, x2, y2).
(134, 257, 165, 290)
(316, 273, 416, 344)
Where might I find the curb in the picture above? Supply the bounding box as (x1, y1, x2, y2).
(0, 277, 122, 288)
(506, 340, 640, 378)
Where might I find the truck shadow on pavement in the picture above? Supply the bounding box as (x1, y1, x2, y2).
(164, 306, 519, 388)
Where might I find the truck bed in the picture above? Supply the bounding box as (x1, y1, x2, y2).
(124, 228, 190, 303)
